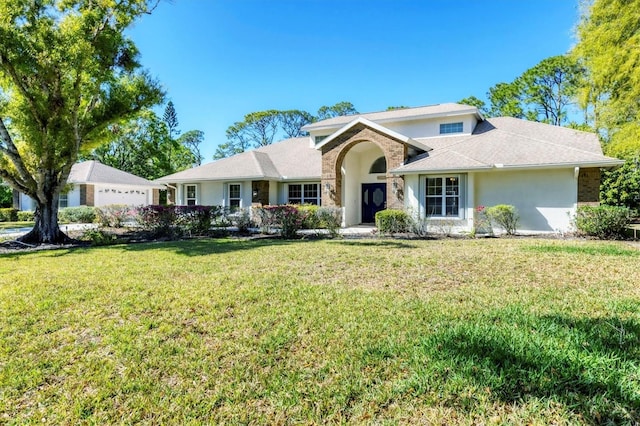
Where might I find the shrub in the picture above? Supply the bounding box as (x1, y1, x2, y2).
(375, 209, 411, 234)
(17, 210, 34, 221)
(0, 208, 18, 222)
(574, 205, 632, 239)
(81, 229, 118, 246)
(175, 205, 214, 235)
(58, 206, 96, 223)
(231, 207, 253, 233)
(297, 205, 321, 229)
(316, 206, 342, 238)
(258, 205, 305, 239)
(485, 204, 519, 235)
(136, 205, 180, 238)
(96, 204, 135, 228)
(472, 205, 493, 236)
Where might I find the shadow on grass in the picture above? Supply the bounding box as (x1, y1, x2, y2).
(409, 309, 640, 423)
(333, 240, 418, 249)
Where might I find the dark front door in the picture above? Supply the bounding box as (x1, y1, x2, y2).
(362, 183, 386, 223)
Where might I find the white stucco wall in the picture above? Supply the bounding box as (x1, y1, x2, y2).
(474, 168, 577, 233)
(402, 168, 578, 233)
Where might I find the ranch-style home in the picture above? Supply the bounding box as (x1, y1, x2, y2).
(156, 103, 623, 233)
(14, 160, 163, 211)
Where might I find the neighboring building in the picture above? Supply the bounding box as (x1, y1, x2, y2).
(14, 161, 163, 210)
(156, 103, 623, 233)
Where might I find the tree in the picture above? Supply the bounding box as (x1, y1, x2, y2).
(163, 100, 179, 139)
(520, 55, 584, 125)
(0, 0, 163, 244)
(88, 110, 194, 180)
(600, 158, 640, 211)
(487, 81, 525, 118)
(317, 101, 359, 120)
(573, 0, 640, 152)
(0, 183, 12, 208)
(177, 130, 205, 166)
(458, 96, 487, 115)
(279, 110, 314, 138)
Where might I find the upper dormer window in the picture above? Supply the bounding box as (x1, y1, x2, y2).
(439, 122, 463, 134)
(315, 135, 328, 144)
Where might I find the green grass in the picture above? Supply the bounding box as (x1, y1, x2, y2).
(0, 221, 34, 230)
(1, 238, 639, 424)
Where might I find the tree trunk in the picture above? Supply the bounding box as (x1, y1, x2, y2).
(18, 198, 71, 245)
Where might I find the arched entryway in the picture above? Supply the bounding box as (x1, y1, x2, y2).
(319, 122, 407, 226)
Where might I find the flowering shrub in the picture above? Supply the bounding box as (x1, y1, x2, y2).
(257, 205, 306, 238)
(96, 204, 136, 228)
(472, 205, 493, 236)
(175, 205, 214, 235)
(136, 205, 178, 237)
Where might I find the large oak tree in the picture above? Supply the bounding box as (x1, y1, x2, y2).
(0, 0, 163, 244)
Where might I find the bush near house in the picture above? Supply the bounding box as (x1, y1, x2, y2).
(485, 204, 519, 235)
(0, 207, 18, 222)
(316, 206, 342, 237)
(17, 210, 34, 221)
(375, 209, 411, 234)
(96, 205, 136, 228)
(574, 205, 633, 239)
(58, 206, 96, 224)
(258, 205, 306, 239)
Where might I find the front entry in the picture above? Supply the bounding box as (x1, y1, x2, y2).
(362, 183, 386, 223)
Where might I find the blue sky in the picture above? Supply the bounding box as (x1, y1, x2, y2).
(127, 0, 581, 161)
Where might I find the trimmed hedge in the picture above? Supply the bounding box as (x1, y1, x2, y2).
(0, 208, 18, 222)
(574, 205, 632, 239)
(58, 206, 97, 223)
(375, 209, 411, 234)
(17, 210, 34, 221)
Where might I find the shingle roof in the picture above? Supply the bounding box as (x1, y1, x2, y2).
(156, 137, 321, 183)
(68, 161, 162, 187)
(394, 117, 623, 173)
(302, 103, 480, 132)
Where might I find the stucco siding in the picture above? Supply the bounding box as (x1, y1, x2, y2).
(475, 169, 577, 233)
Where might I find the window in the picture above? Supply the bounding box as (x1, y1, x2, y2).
(288, 183, 320, 205)
(315, 135, 328, 144)
(369, 156, 387, 174)
(185, 184, 197, 206)
(439, 122, 463, 134)
(228, 183, 241, 209)
(58, 193, 68, 208)
(425, 176, 460, 217)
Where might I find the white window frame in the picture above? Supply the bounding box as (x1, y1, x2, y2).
(228, 183, 242, 209)
(424, 175, 464, 219)
(439, 122, 464, 134)
(286, 183, 320, 205)
(185, 184, 198, 206)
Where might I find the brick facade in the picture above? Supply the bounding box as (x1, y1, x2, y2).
(320, 123, 407, 210)
(577, 167, 601, 205)
(80, 184, 95, 206)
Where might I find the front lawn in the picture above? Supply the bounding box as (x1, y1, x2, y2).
(1, 238, 638, 424)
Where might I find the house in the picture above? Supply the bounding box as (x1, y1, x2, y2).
(14, 161, 163, 210)
(156, 103, 623, 233)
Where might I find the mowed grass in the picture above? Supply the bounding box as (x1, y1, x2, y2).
(1, 238, 639, 424)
